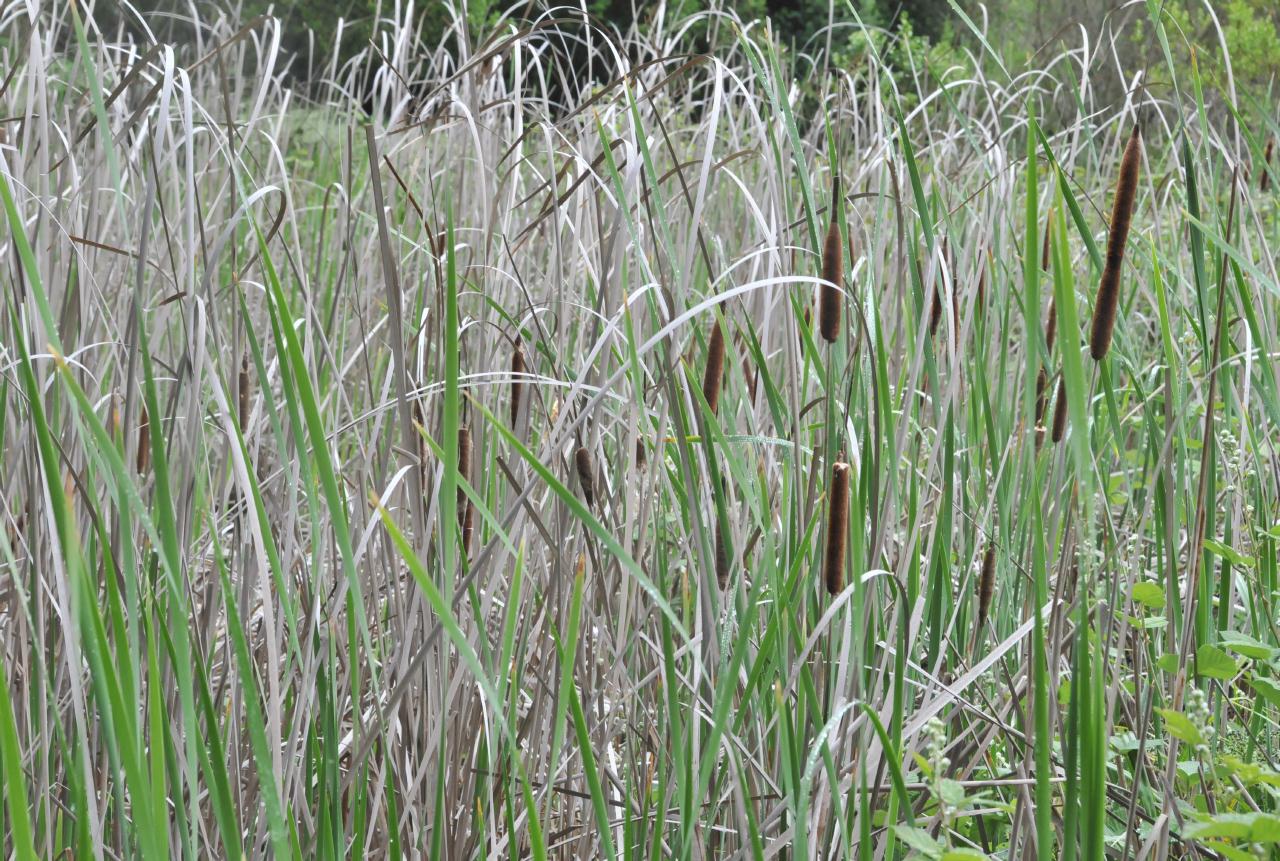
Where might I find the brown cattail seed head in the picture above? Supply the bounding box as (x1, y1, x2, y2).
(575, 446, 595, 508)
(1262, 138, 1274, 192)
(1040, 210, 1054, 272)
(702, 319, 726, 415)
(823, 460, 851, 595)
(977, 545, 996, 627)
(136, 404, 151, 474)
(238, 354, 251, 433)
(457, 425, 473, 536)
(510, 341, 526, 428)
(818, 174, 843, 343)
(1089, 124, 1141, 361)
(1051, 376, 1069, 443)
(929, 284, 944, 338)
(715, 518, 730, 590)
(635, 437, 647, 470)
(1034, 367, 1049, 429)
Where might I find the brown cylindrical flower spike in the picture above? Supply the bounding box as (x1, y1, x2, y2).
(977, 545, 996, 627)
(575, 445, 595, 508)
(457, 426, 473, 550)
(1089, 124, 1141, 361)
(702, 319, 725, 415)
(1051, 377, 1069, 443)
(510, 341, 526, 428)
(823, 459, 851, 595)
(136, 404, 151, 474)
(238, 354, 251, 433)
(819, 174, 843, 343)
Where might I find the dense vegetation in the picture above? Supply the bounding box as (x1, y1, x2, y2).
(3, 1, 1280, 859)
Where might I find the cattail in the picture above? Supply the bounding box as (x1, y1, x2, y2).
(741, 354, 757, 404)
(1040, 210, 1054, 271)
(635, 437, 647, 470)
(457, 426, 473, 550)
(977, 544, 996, 627)
(927, 278, 949, 344)
(799, 305, 811, 347)
(1262, 138, 1274, 192)
(714, 517, 730, 590)
(1051, 376, 1069, 443)
(1089, 124, 1141, 361)
(238, 354, 251, 433)
(702, 319, 726, 415)
(818, 174, 843, 343)
(1034, 367, 1049, 431)
(1045, 298, 1058, 353)
(823, 460, 851, 595)
(575, 445, 595, 508)
(136, 404, 151, 474)
(510, 341, 526, 428)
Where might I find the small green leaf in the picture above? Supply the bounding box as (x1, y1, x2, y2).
(1251, 677, 1280, 707)
(1156, 653, 1181, 673)
(1219, 631, 1276, 660)
(1157, 709, 1204, 747)
(1204, 538, 1254, 568)
(893, 825, 943, 858)
(1131, 581, 1165, 609)
(1196, 644, 1238, 680)
(938, 779, 967, 808)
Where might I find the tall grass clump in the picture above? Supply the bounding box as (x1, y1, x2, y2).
(2, 2, 1279, 859)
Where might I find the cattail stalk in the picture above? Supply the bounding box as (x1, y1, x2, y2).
(702, 320, 725, 414)
(1089, 125, 1141, 361)
(818, 174, 843, 343)
(510, 341, 526, 428)
(823, 460, 851, 595)
(977, 545, 996, 627)
(575, 445, 595, 508)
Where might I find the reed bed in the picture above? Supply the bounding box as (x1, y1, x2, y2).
(0, 3, 1278, 859)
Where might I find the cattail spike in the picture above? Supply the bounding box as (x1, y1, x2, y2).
(1089, 124, 1141, 361)
(977, 545, 996, 627)
(1051, 376, 1069, 443)
(575, 446, 595, 508)
(715, 518, 730, 590)
(702, 319, 726, 415)
(238, 353, 251, 433)
(823, 460, 851, 595)
(818, 174, 843, 343)
(457, 426, 473, 551)
(510, 341, 526, 428)
(136, 404, 151, 474)
(635, 437, 647, 470)
(1262, 138, 1273, 192)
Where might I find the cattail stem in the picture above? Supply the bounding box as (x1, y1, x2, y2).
(819, 174, 843, 343)
(702, 320, 725, 415)
(823, 460, 851, 595)
(575, 445, 595, 508)
(1089, 125, 1141, 361)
